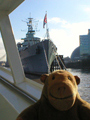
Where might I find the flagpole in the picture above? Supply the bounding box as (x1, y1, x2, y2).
(45, 11, 47, 39)
(46, 11, 49, 39)
(43, 11, 49, 39)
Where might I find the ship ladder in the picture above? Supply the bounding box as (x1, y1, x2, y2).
(52, 45, 66, 70)
(57, 55, 66, 70)
(52, 45, 62, 70)
(53, 51, 62, 70)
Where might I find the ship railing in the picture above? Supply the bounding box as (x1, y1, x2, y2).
(0, 66, 43, 101)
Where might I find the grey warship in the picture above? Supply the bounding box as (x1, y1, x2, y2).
(17, 17, 58, 75)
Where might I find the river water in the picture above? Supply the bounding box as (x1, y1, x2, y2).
(67, 68, 90, 103)
(26, 68, 90, 103)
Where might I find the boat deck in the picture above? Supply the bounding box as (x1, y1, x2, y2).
(0, 67, 43, 120)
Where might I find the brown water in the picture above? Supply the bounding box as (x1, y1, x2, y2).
(67, 68, 90, 103)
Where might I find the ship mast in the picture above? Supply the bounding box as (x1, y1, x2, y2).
(27, 18, 35, 33)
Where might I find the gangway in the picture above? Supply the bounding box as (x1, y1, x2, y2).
(0, 0, 43, 120)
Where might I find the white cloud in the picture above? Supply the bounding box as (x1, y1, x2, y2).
(48, 17, 67, 24)
(49, 21, 90, 57)
(15, 39, 22, 44)
(84, 7, 90, 12)
(40, 17, 67, 25)
(63, 22, 90, 36)
(50, 29, 78, 57)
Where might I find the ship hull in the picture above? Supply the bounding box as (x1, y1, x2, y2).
(19, 39, 57, 75)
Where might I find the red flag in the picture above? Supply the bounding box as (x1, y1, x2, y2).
(43, 13, 47, 28)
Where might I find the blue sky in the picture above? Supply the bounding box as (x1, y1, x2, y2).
(1, 0, 90, 61)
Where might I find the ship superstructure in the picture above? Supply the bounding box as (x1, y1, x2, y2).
(17, 17, 57, 75)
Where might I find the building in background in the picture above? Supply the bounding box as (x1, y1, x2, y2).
(79, 29, 90, 59)
(70, 29, 90, 61)
(64, 29, 90, 68)
(70, 46, 80, 61)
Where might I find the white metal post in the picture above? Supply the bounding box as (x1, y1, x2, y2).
(0, 15, 25, 84)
